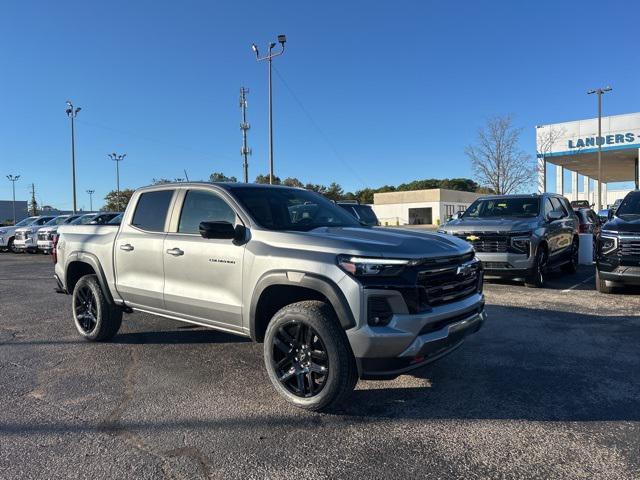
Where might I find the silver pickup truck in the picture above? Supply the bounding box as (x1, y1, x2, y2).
(55, 183, 486, 411)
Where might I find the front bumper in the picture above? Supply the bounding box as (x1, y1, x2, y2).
(347, 292, 486, 379)
(37, 239, 54, 252)
(598, 265, 640, 286)
(475, 251, 534, 277)
(13, 237, 36, 251)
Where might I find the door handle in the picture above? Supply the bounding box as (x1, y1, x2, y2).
(120, 244, 134, 251)
(166, 247, 184, 256)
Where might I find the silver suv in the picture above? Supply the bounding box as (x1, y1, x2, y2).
(439, 194, 579, 287)
(55, 183, 486, 411)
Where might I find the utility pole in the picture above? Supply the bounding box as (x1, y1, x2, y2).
(251, 34, 287, 184)
(65, 101, 81, 213)
(239, 87, 251, 183)
(86, 189, 95, 211)
(29, 183, 37, 216)
(587, 86, 612, 210)
(6, 174, 20, 224)
(108, 153, 126, 211)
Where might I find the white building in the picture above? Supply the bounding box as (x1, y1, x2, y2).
(371, 189, 482, 226)
(536, 112, 640, 207)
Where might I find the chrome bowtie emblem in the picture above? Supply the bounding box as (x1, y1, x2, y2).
(466, 235, 480, 242)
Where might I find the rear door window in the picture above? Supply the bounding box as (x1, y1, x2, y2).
(550, 197, 567, 216)
(131, 190, 174, 232)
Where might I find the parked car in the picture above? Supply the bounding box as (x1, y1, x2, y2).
(336, 201, 380, 226)
(0, 216, 39, 252)
(107, 213, 123, 225)
(571, 200, 591, 209)
(13, 215, 56, 253)
(88, 212, 121, 225)
(55, 183, 486, 411)
(438, 193, 579, 287)
(574, 208, 601, 261)
(597, 209, 611, 223)
(595, 190, 640, 293)
(36, 215, 82, 254)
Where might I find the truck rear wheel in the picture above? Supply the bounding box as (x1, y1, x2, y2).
(72, 274, 122, 341)
(264, 300, 357, 412)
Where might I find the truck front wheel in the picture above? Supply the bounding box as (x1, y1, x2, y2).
(72, 274, 122, 341)
(264, 300, 357, 411)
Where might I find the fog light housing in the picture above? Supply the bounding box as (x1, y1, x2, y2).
(367, 296, 394, 327)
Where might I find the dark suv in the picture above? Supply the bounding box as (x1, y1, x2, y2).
(439, 193, 580, 287)
(595, 190, 640, 293)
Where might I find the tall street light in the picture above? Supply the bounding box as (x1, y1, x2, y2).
(251, 34, 287, 184)
(86, 189, 95, 212)
(6, 174, 20, 224)
(108, 153, 126, 211)
(65, 100, 81, 213)
(587, 86, 612, 210)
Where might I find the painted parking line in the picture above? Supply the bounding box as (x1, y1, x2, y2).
(562, 275, 595, 293)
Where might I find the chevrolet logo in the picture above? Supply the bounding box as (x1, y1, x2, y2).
(466, 235, 480, 242)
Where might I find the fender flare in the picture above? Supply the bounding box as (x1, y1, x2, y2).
(65, 251, 116, 306)
(249, 271, 356, 339)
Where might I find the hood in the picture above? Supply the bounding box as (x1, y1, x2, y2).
(602, 215, 640, 234)
(0, 225, 20, 235)
(441, 217, 539, 234)
(257, 226, 472, 259)
(37, 226, 57, 233)
(15, 226, 45, 234)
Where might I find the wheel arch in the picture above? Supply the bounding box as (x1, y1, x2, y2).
(250, 271, 356, 342)
(65, 252, 115, 306)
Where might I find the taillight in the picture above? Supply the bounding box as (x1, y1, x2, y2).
(578, 224, 588, 234)
(52, 234, 59, 263)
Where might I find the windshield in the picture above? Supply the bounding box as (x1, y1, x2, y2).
(232, 187, 361, 231)
(351, 205, 379, 226)
(70, 214, 96, 225)
(44, 216, 70, 226)
(89, 213, 119, 224)
(616, 193, 640, 217)
(14, 216, 38, 227)
(34, 216, 54, 225)
(64, 215, 81, 224)
(107, 213, 123, 225)
(463, 197, 540, 218)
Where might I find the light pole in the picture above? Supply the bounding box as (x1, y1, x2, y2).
(86, 189, 95, 212)
(65, 101, 81, 213)
(108, 153, 126, 211)
(251, 34, 287, 184)
(6, 174, 20, 224)
(587, 86, 612, 210)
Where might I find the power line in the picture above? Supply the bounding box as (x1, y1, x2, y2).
(272, 65, 367, 187)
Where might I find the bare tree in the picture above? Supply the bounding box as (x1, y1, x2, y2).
(466, 116, 535, 195)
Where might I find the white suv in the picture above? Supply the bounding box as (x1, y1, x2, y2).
(13, 216, 56, 253)
(36, 215, 82, 254)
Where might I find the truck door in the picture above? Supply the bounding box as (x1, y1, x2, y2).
(114, 189, 176, 309)
(162, 188, 245, 331)
(549, 196, 572, 261)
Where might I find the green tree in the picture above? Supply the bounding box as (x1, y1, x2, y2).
(304, 183, 327, 194)
(282, 177, 304, 187)
(210, 172, 238, 183)
(255, 174, 281, 184)
(324, 182, 344, 201)
(103, 188, 135, 211)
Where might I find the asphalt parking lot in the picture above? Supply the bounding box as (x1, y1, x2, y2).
(1, 254, 639, 479)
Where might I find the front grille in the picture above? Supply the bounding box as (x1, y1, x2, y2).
(38, 232, 50, 241)
(619, 236, 640, 258)
(15, 231, 26, 240)
(453, 233, 508, 253)
(417, 259, 481, 307)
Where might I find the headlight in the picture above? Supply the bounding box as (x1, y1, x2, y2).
(600, 234, 618, 255)
(511, 236, 531, 254)
(337, 255, 410, 277)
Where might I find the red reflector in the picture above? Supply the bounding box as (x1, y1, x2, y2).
(410, 356, 425, 365)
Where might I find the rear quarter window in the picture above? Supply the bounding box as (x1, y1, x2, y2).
(131, 190, 174, 232)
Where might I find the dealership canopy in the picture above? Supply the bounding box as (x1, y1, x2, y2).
(536, 112, 640, 196)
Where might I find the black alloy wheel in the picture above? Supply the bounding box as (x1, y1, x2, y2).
(74, 284, 98, 334)
(271, 321, 329, 398)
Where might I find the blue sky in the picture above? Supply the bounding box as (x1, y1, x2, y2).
(1, 0, 639, 210)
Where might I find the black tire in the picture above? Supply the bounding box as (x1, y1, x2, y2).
(72, 274, 122, 341)
(562, 237, 579, 274)
(7, 238, 15, 253)
(525, 245, 548, 288)
(595, 268, 614, 294)
(264, 300, 358, 412)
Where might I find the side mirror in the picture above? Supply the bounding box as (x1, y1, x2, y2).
(547, 210, 563, 221)
(607, 209, 614, 221)
(199, 221, 236, 239)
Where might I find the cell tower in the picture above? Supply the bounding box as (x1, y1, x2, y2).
(239, 87, 251, 183)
